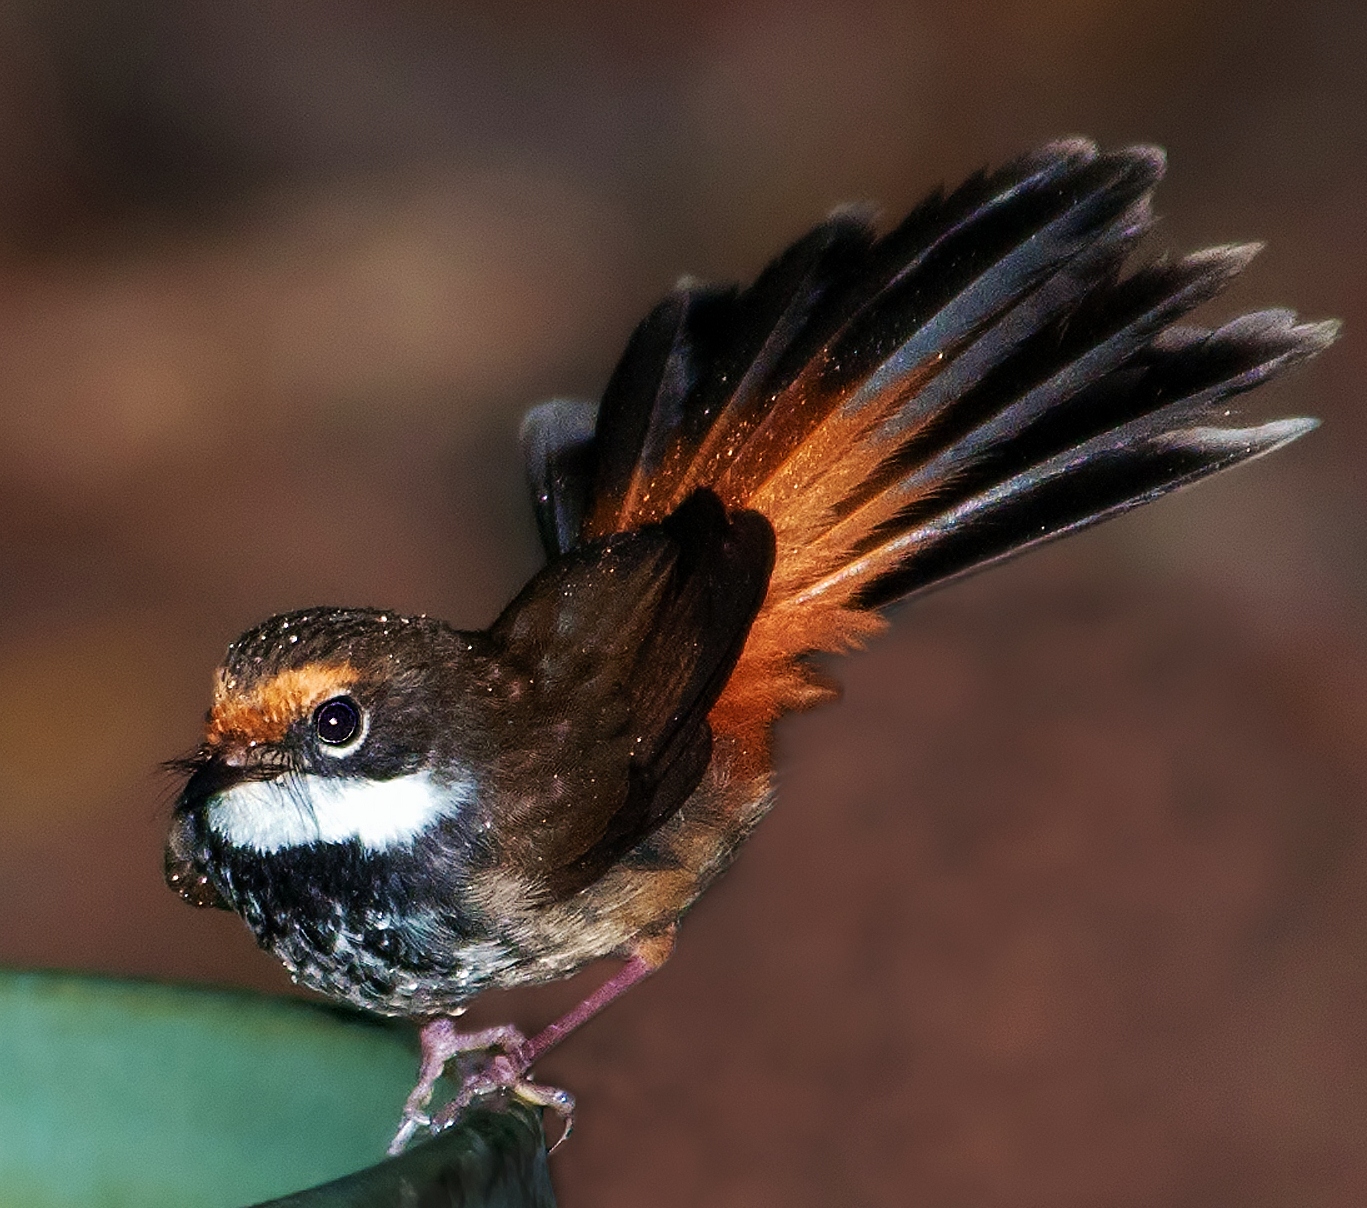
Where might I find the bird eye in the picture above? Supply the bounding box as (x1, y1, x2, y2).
(314, 697, 363, 749)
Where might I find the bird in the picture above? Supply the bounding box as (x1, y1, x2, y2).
(165, 139, 1336, 1155)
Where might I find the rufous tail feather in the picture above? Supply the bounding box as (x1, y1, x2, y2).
(521, 140, 1334, 752)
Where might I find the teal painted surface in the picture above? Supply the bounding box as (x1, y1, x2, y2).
(0, 971, 420, 1207)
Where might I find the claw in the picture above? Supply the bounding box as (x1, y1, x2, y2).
(512, 1081, 575, 1152)
(386, 1111, 429, 1157)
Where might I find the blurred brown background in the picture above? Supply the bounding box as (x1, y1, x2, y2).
(0, 1, 1363, 1204)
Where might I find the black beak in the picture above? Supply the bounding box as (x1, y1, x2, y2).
(165, 756, 243, 911)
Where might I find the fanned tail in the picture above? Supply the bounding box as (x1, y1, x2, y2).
(521, 140, 1334, 747)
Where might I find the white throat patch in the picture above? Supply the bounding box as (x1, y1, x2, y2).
(207, 770, 470, 853)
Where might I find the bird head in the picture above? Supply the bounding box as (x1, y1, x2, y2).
(165, 607, 483, 912)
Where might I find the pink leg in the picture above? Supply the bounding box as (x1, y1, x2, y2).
(390, 930, 673, 1155)
(520, 949, 662, 1066)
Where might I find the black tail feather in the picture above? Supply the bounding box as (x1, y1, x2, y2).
(855, 416, 1319, 610)
(520, 139, 1332, 646)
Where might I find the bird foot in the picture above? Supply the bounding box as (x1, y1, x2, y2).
(429, 1051, 576, 1152)
(387, 1018, 574, 1156)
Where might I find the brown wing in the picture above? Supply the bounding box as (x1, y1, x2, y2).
(486, 490, 774, 900)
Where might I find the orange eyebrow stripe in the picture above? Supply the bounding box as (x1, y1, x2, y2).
(207, 662, 358, 747)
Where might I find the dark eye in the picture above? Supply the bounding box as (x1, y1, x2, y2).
(314, 697, 362, 748)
